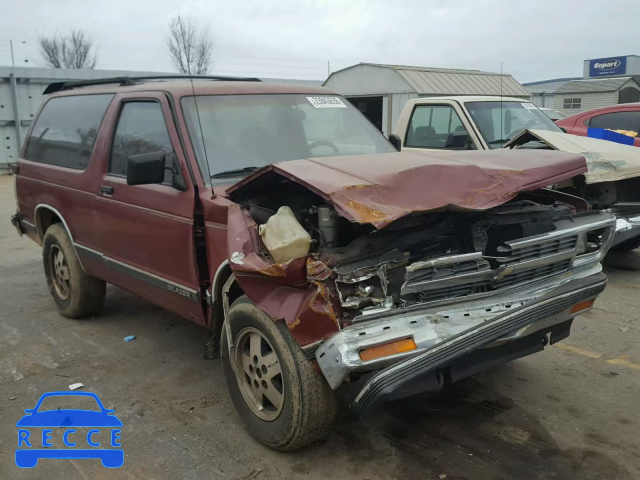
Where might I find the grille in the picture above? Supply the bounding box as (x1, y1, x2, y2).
(502, 236, 577, 264)
(493, 260, 571, 289)
(401, 235, 578, 303)
(416, 283, 483, 303)
(405, 258, 490, 285)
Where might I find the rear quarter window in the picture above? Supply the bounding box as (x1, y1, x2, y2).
(24, 94, 114, 170)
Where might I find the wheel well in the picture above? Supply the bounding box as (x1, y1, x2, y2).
(36, 208, 62, 241)
(205, 264, 245, 359)
(213, 264, 244, 322)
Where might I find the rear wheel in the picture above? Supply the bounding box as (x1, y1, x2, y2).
(221, 296, 337, 450)
(43, 224, 106, 318)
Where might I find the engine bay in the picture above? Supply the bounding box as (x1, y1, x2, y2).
(231, 179, 584, 319)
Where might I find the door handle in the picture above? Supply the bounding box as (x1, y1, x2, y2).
(99, 185, 114, 195)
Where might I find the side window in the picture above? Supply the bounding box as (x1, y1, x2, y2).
(589, 111, 640, 133)
(405, 105, 471, 149)
(563, 98, 581, 109)
(24, 94, 113, 169)
(110, 102, 174, 182)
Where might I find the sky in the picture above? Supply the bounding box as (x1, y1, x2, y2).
(0, 0, 637, 83)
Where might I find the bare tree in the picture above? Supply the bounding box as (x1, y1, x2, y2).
(39, 30, 97, 69)
(168, 16, 213, 75)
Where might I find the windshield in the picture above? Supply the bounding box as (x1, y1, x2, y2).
(181, 94, 395, 184)
(465, 101, 563, 149)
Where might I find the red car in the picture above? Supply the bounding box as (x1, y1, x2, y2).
(556, 103, 640, 147)
(11, 76, 615, 450)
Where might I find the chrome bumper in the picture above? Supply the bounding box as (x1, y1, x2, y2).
(316, 262, 605, 390)
(346, 272, 607, 416)
(612, 214, 640, 248)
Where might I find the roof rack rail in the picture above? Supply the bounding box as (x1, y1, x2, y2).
(43, 75, 262, 95)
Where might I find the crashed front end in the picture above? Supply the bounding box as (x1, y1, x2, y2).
(225, 150, 615, 414)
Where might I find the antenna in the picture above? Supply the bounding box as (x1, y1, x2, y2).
(187, 71, 214, 196)
(500, 61, 504, 147)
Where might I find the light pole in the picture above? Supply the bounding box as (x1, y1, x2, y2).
(8, 39, 28, 67)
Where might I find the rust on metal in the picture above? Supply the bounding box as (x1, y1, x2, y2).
(308, 281, 339, 328)
(306, 258, 333, 282)
(344, 200, 389, 223)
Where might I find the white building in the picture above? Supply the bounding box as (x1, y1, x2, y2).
(323, 63, 530, 135)
(553, 77, 640, 115)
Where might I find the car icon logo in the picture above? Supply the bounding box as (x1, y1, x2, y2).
(15, 391, 123, 468)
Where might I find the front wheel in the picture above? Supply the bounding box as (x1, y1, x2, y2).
(221, 296, 337, 450)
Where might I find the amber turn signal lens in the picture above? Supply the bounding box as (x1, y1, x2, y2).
(359, 338, 417, 362)
(570, 299, 594, 314)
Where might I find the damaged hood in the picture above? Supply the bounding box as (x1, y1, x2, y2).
(505, 129, 640, 184)
(227, 149, 586, 229)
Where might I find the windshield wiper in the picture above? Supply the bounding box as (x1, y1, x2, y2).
(211, 166, 260, 178)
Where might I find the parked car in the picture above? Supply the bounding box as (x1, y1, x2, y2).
(539, 107, 568, 122)
(393, 96, 640, 250)
(12, 77, 615, 450)
(555, 103, 640, 147)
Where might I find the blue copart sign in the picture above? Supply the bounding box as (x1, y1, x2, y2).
(589, 57, 626, 77)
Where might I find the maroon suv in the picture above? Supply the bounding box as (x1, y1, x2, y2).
(11, 77, 616, 450)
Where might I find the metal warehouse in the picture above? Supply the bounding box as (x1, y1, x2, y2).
(323, 63, 530, 135)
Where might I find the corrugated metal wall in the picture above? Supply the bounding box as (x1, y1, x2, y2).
(0, 78, 45, 167)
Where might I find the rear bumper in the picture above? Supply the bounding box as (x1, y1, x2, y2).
(10, 212, 37, 240)
(315, 270, 607, 416)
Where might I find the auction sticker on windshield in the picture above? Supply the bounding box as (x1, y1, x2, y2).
(306, 96, 347, 108)
(521, 102, 537, 110)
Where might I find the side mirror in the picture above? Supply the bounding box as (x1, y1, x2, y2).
(165, 153, 187, 191)
(127, 151, 166, 186)
(388, 133, 402, 151)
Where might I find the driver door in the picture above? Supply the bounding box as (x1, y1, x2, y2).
(91, 92, 205, 323)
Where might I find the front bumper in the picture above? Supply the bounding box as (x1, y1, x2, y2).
(316, 269, 607, 415)
(611, 214, 640, 248)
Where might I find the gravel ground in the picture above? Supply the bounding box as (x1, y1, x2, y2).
(1, 174, 639, 480)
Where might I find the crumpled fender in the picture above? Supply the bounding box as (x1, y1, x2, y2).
(226, 204, 342, 346)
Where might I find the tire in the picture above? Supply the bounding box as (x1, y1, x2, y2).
(611, 235, 640, 252)
(42, 223, 106, 318)
(220, 295, 337, 450)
